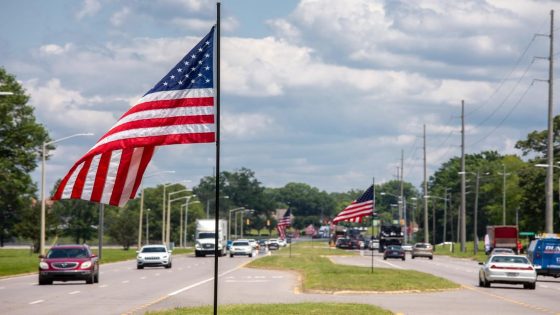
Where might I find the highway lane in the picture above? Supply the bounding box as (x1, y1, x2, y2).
(330, 250, 560, 314)
(4, 247, 560, 315)
(0, 252, 256, 315)
(146, 248, 560, 315)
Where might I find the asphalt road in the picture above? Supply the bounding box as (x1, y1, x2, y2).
(3, 247, 560, 315)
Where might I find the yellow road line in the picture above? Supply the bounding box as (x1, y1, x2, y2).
(462, 284, 556, 314)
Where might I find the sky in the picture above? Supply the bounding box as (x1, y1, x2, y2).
(1, 0, 559, 196)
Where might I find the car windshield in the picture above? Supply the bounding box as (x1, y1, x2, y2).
(47, 248, 89, 258)
(199, 232, 215, 239)
(491, 256, 529, 264)
(141, 247, 167, 253)
(387, 246, 402, 250)
(233, 242, 249, 246)
(416, 244, 429, 248)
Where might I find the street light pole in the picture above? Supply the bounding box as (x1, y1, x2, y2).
(146, 209, 150, 245)
(228, 207, 245, 241)
(40, 132, 93, 255)
(167, 189, 190, 246)
(138, 171, 175, 249)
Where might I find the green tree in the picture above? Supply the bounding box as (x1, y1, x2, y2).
(51, 198, 100, 244)
(0, 68, 51, 246)
(107, 206, 138, 250)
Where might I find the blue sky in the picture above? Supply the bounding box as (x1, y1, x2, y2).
(1, 0, 559, 195)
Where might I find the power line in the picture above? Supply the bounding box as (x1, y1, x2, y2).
(469, 81, 535, 147)
(472, 58, 535, 129)
(466, 34, 537, 116)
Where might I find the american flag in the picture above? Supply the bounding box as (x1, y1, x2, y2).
(332, 185, 374, 223)
(52, 27, 216, 207)
(277, 208, 291, 239)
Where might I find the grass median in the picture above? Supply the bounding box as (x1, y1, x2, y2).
(248, 241, 459, 293)
(146, 302, 392, 315)
(0, 247, 193, 277)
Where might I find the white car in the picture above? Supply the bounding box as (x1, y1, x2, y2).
(230, 240, 254, 258)
(136, 245, 172, 269)
(278, 239, 287, 247)
(247, 239, 259, 250)
(478, 255, 536, 289)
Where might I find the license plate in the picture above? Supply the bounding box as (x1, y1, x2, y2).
(506, 272, 519, 277)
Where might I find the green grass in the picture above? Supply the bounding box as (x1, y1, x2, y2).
(248, 241, 459, 292)
(146, 303, 393, 315)
(0, 247, 192, 277)
(434, 242, 488, 262)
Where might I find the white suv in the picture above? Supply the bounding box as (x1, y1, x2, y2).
(137, 245, 172, 269)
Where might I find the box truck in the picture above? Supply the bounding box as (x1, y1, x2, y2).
(195, 219, 227, 257)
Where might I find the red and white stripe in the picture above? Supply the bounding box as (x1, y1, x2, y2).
(332, 200, 374, 223)
(52, 88, 214, 207)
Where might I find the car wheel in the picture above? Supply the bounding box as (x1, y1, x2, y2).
(402, 257, 405, 261)
(524, 283, 536, 290)
(86, 273, 94, 284)
(411, 256, 415, 259)
(38, 277, 52, 285)
(429, 256, 433, 260)
(479, 277, 484, 287)
(249, 253, 253, 258)
(94, 271, 99, 283)
(383, 257, 387, 260)
(137, 264, 144, 269)
(165, 262, 172, 269)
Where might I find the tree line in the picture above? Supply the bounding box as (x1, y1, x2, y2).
(1, 67, 559, 251)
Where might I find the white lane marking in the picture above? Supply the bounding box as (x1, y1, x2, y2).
(140, 276, 147, 280)
(179, 268, 183, 271)
(168, 264, 243, 296)
(377, 260, 405, 269)
(540, 284, 549, 288)
(225, 280, 267, 283)
(254, 276, 266, 279)
(99, 284, 108, 288)
(122, 280, 129, 284)
(68, 291, 80, 295)
(155, 273, 161, 276)
(29, 300, 44, 305)
(271, 276, 283, 279)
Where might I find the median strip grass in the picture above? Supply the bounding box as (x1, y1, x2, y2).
(146, 302, 393, 315)
(0, 248, 192, 277)
(248, 241, 459, 293)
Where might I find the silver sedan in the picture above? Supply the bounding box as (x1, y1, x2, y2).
(479, 255, 537, 289)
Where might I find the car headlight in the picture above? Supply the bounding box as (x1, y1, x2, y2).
(39, 262, 49, 269)
(137, 255, 142, 260)
(81, 261, 92, 269)
(162, 255, 168, 259)
(195, 242, 201, 249)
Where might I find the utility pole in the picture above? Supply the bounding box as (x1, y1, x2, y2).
(545, 10, 555, 234)
(499, 164, 511, 225)
(432, 199, 436, 245)
(443, 188, 449, 243)
(460, 100, 466, 252)
(423, 124, 429, 243)
(474, 171, 480, 254)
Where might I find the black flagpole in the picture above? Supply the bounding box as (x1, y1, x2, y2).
(371, 177, 375, 273)
(213, 2, 221, 315)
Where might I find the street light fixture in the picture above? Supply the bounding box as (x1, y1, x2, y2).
(181, 199, 200, 247)
(0, 91, 14, 96)
(167, 188, 191, 246)
(40, 132, 94, 255)
(162, 180, 190, 244)
(228, 207, 245, 240)
(138, 170, 175, 249)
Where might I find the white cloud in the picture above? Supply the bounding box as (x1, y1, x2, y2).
(39, 44, 73, 56)
(110, 7, 131, 27)
(76, 0, 101, 20)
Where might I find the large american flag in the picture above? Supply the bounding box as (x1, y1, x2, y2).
(277, 208, 291, 240)
(332, 185, 374, 223)
(52, 27, 216, 207)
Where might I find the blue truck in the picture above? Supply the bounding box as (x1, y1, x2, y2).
(527, 236, 560, 278)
